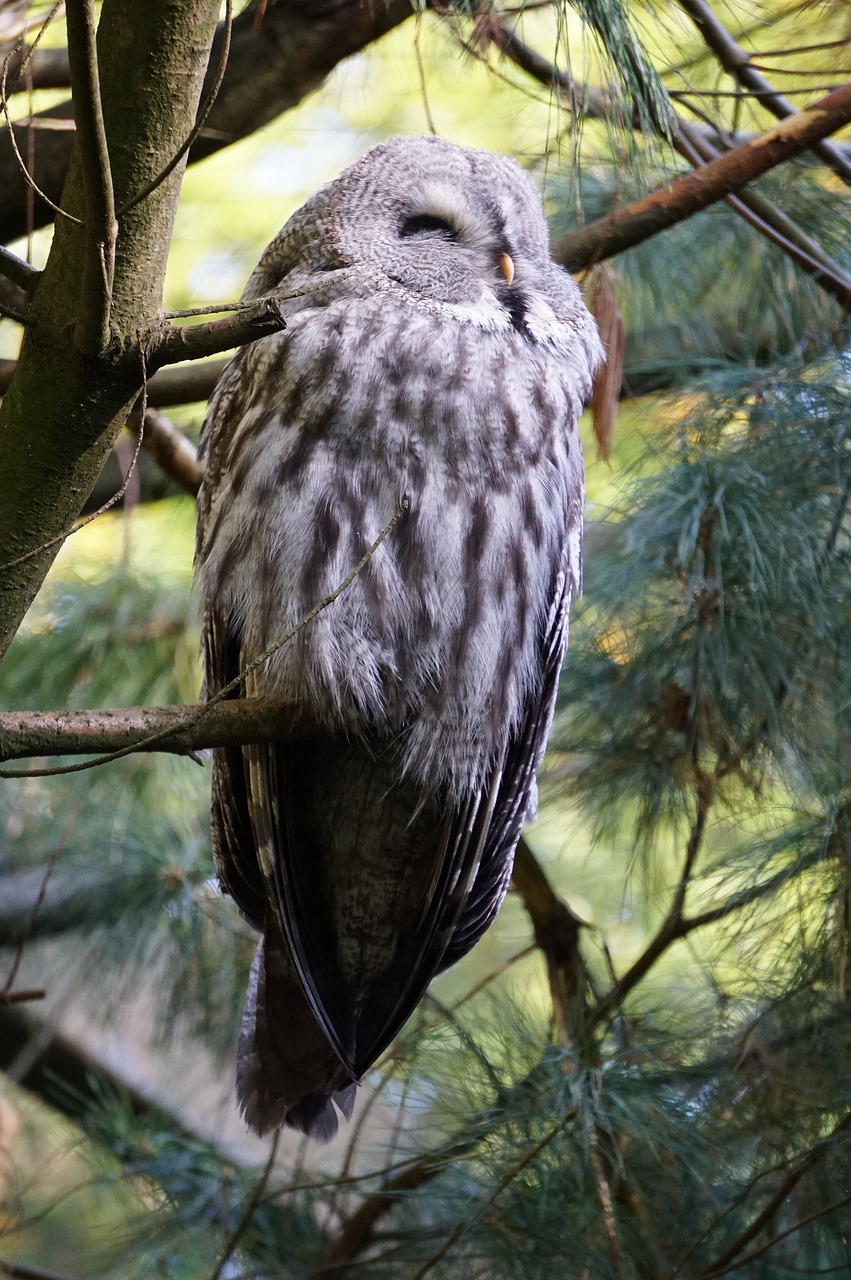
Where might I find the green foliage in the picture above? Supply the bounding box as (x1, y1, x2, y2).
(4, 2, 851, 1278)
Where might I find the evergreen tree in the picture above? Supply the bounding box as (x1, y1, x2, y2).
(1, 2, 850, 1277)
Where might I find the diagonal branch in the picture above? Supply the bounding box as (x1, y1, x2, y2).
(154, 296, 286, 366)
(490, 23, 851, 309)
(555, 82, 851, 271)
(677, 0, 851, 187)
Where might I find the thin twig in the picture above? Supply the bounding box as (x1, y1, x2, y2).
(0, 1261, 80, 1280)
(404, 1113, 572, 1280)
(698, 1190, 851, 1278)
(590, 786, 710, 1029)
(0, 25, 82, 226)
(208, 1131, 280, 1280)
(695, 1112, 851, 1279)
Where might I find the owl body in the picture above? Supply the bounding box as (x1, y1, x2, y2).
(197, 136, 601, 1139)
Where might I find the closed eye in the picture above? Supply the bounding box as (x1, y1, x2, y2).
(399, 213, 456, 239)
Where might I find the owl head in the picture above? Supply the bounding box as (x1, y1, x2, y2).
(242, 135, 588, 336)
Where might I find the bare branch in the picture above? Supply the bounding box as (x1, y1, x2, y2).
(0, 354, 225, 406)
(590, 787, 710, 1029)
(0, 698, 312, 763)
(155, 296, 286, 365)
(127, 406, 203, 496)
(0, 244, 38, 291)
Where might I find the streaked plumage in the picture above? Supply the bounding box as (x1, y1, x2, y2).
(196, 135, 602, 1140)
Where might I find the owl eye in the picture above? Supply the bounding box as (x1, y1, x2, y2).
(399, 213, 457, 239)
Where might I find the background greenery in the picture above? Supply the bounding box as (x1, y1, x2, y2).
(1, 1, 850, 1277)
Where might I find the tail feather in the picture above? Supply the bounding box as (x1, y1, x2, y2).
(237, 934, 356, 1141)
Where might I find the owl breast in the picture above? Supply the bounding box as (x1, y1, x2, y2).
(198, 283, 588, 797)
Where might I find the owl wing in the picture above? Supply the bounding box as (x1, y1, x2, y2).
(438, 562, 574, 972)
(245, 732, 500, 1080)
(246, 559, 574, 1083)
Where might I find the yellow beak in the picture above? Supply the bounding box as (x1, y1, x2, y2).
(498, 252, 515, 285)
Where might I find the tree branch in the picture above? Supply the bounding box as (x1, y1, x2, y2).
(0, 354, 226, 406)
(154, 296, 286, 366)
(0, 698, 313, 763)
(490, 22, 851, 308)
(555, 82, 851, 271)
(0, 0, 222, 665)
(678, 0, 851, 187)
(696, 1112, 851, 1279)
(0, 0, 414, 246)
(511, 837, 588, 1050)
(589, 788, 710, 1028)
(0, 244, 38, 291)
(127, 406, 203, 496)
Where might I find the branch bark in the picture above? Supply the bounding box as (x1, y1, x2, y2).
(555, 82, 851, 272)
(0, 699, 312, 764)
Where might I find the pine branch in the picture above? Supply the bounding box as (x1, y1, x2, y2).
(590, 784, 711, 1029)
(677, 0, 851, 187)
(555, 82, 851, 271)
(490, 22, 851, 308)
(694, 1112, 851, 1279)
(511, 837, 588, 1051)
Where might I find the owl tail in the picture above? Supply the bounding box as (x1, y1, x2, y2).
(237, 932, 357, 1142)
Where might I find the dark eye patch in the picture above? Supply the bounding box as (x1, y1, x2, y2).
(399, 213, 456, 239)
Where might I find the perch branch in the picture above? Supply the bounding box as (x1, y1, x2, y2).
(154, 296, 286, 365)
(0, 699, 311, 762)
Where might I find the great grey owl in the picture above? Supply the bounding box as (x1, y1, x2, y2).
(196, 135, 602, 1141)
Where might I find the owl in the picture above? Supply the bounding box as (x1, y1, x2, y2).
(196, 135, 602, 1141)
